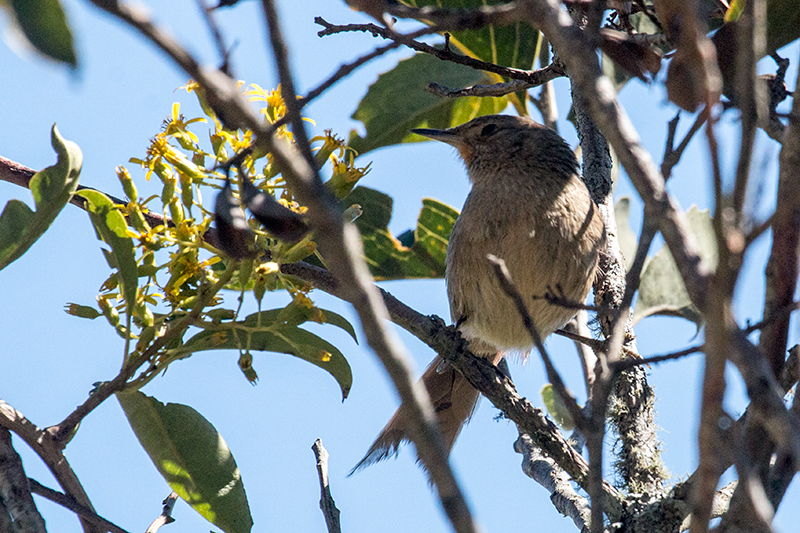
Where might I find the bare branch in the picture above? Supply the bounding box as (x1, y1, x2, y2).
(0, 400, 101, 533)
(0, 428, 46, 533)
(488, 255, 588, 432)
(315, 17, 566, 86)
(612, 344, 704, 371)
(145, 492, 178, 533)
(759, 47, 800, 377)
(312, 439, 341, 533)
(661, 107, 710, 181)
(0, 156, 170, 229)
(259, 2, 476, 531)
(427, 64, 564, 98)
(515, 433, 592, 530)
(27, 479, 129, 533)
(195, 0, 232, 74)
(47, 263, 237, 445)
(385, 1, 522, 29)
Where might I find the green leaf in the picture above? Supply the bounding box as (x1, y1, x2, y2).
(633, 206, 718, 328)
(9, 0, 77, 67)
(614, 197, 637, 270)
(541, 384, 575, 431)
(76, 189, 138, 314)
(172, 310, 353, 399)
(0, 125, 81, 270)
(276, 300, 358, 343)
(117, 391, 253, 533)
(345, 187, 459, 280)
(348, 53, 507, 155)
(414, 198, 459, 270)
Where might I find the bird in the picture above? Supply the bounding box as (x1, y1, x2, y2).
(352, 114, 606, 471)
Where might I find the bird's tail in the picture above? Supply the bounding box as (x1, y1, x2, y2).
(351, 351, 502, 474)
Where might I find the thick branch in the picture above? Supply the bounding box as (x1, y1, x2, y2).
(0, 428, 46, 533)
(759, 50, 800, 377)
(515, 433, 591, 530)
(0, 401, 100, 533)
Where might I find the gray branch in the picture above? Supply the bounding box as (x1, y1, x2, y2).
(312, 439, 341, 533)
(0, 428, 46, 533)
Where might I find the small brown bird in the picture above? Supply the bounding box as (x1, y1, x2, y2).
(353, 114, 605, 470)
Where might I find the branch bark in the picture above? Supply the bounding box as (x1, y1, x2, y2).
(0, 400, 101, 533)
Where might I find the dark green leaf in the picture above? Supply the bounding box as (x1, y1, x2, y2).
(349, 53, 506, 155)
(633, 206, 718, 329)
(117, 391, 253, 533)
(344, 187, 459, 280)
(10, 0, 77, 67)
(172, 310, 353, 399)
(76, 189, 138, 314)
(0, 125, 81, 270)
(413, 198, 459, 271)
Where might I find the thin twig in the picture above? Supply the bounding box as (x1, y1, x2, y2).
(661, 107, 710, 181)
(47, 262, 237, 445)
(28, 479, 129, 533)
(385, 1, 522, 29)
(488, 255, 588, 432)
(312, 439, 341, 533)
(195, 0, 232, 74)
(315, 17, 566, 86)
(145, 492, 178, 533)
(427, 64, 564, 98)
(611, 343, 704, 371)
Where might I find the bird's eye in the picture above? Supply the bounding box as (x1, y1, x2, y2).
(479, 124, 498, 137)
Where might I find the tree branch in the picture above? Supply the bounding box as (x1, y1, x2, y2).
(315, 17, 566, 86)
(0, 401, 101, 533)
(259, 2, 476, 531)
(27, 478, 129, 533)
(0, 428, 46, 533)
(515, 433, 591, 530)
(145, 492, 178, 533)
(312, 439, 341, 533)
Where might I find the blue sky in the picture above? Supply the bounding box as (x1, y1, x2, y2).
(0, 1, 798, 532)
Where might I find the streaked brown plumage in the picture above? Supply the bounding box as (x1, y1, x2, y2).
(353, 114, 605, 471)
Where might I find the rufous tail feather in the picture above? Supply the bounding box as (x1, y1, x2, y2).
(351, 352, 503, 474)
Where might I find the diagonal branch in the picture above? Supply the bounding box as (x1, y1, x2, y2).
(27, 479, 129, 533)
(0, 427, 47, 533)
(259, 1, 476, 531)
(0, 401, 101, 533)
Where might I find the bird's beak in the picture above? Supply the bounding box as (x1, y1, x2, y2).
(411, 127, 464, 149)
